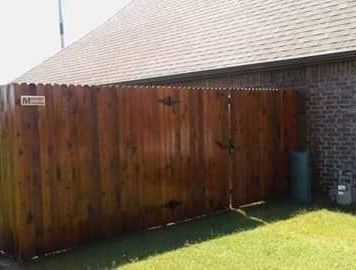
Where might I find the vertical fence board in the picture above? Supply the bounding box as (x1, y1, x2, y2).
(0, 84, 18, 255)
(76, 86, 94, 242)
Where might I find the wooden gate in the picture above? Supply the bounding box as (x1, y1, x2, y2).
(0, 84, 230, 258)
(0, 84, 296, 259)
(230, 90, 297, 207)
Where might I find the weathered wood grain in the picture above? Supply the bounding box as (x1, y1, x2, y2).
(230, 90, 297, 206)
(0, 84, 296, 259)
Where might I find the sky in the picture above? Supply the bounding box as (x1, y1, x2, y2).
(0, 0, 131, 84)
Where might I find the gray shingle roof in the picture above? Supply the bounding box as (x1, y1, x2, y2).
(16, 0, 356, 85)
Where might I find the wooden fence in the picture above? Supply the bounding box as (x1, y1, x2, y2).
(231, 91, 297, 206)
(0, 84, 296, 259)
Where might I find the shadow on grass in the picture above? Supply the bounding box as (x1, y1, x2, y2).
(311, 194, 356, 215)
(25, 200, 324, 270)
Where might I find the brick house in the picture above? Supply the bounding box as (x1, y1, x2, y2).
(16, 0, 356, 191)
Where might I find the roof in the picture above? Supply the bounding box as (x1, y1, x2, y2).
(16, 0, 356, 85)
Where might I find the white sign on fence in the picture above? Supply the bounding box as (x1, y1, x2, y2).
(21, 96, 46, 106)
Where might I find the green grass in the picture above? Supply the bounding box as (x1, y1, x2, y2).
(26, 200, 356, 270)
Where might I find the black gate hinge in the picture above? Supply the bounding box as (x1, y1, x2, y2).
(215, 140, 235, 154)
(158, 96, 180, 106)
(162, 200, 183, 210)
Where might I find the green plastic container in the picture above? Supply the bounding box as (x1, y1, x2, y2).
(290, 150, 312, 203)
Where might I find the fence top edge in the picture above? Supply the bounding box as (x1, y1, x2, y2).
(10, 82, 96, 88)
(5, 83, 292, 92)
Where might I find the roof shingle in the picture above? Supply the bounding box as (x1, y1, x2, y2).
(16, 0, 356, 85)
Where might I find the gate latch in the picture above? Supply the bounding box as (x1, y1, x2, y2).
(215, 140, 235, 154)
(158, 96, 180, 106)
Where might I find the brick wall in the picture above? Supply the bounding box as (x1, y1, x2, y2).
(159, 59, 356, 191)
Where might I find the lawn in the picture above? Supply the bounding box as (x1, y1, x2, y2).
(26, 200, 356, 270)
